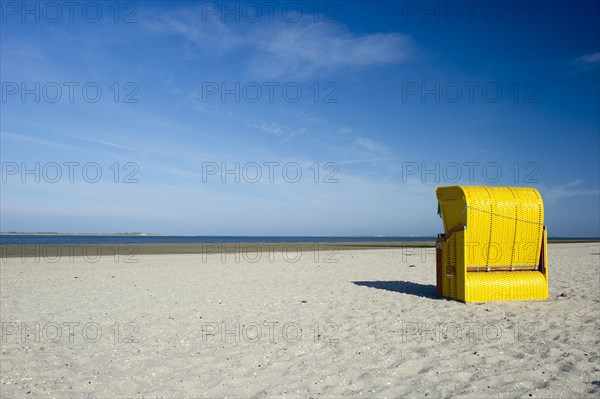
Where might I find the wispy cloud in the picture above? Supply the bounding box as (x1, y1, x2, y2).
(252, 121, 304, 141)
(354, 137, 390, 157)
(143, 8, 416, 79)
(569, 52, 600, 74)
(310, 127, 397, 172)
(334, 127, 391, 159)
(1, 131, 68, 148)
(541, 179, 600, 203)
(141, 8, 245, 56)
(249, 22, 415, 78)
(2, 129, 140, 154)
(14, 45, 48, 63)
(576, 52, 600, 64)
(65, 134, 139, 152)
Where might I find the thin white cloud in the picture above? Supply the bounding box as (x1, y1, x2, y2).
(355, 137, 389, 157)
(1, 131, 68, 148)
(15, 46, 48, 62)
(311, 127, 397, 172)
(252, 121, 303, 141)
(334, 127, 391, 159)
(3, 130, 139, 153)
(335, 156, 396, 166)
(66, 135, 138, 152)
(569, 52, 600, 74)
(140, 7, 246, 56)
(143, 7, 416, 78)
(541, 179, 600, 203)
(576, 52, 600, 64)
(250, 22, 415, 78)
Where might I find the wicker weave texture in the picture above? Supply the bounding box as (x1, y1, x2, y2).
(436, 186, 544, 267)
(436, 186, 548, 302)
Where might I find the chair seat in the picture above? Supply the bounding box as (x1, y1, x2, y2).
(464, 271, 548, 302)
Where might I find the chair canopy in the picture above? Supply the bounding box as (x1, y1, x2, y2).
(436, 186, 544, 268)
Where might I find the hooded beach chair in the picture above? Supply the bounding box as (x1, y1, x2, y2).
(435, 186, 548, 302)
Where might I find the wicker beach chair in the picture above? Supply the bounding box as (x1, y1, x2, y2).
(435, 186, 548, 302)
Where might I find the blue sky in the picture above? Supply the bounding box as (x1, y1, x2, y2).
(1, 0, 599, 236)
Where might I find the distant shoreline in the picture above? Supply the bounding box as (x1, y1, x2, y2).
(1, 240, 599, 258)
(0, 232, 162, 236)
(1, 233, 598, 242)
(0, 242, 433, 258)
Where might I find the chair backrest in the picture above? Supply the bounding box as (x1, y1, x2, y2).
(436, 186, 544, 268)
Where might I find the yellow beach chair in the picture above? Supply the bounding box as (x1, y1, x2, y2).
(435, 186, 548, 302)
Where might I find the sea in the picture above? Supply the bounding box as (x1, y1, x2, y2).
(0, 235, 436, 245)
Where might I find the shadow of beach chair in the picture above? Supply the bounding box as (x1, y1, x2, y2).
(435, 186, 548, 302)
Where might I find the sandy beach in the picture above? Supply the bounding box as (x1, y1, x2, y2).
(1, 242, 598, 398)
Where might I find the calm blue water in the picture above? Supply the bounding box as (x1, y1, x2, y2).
(0, 235, 436, 245)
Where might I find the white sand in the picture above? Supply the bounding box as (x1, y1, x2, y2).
(1, 243, 599, 398)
